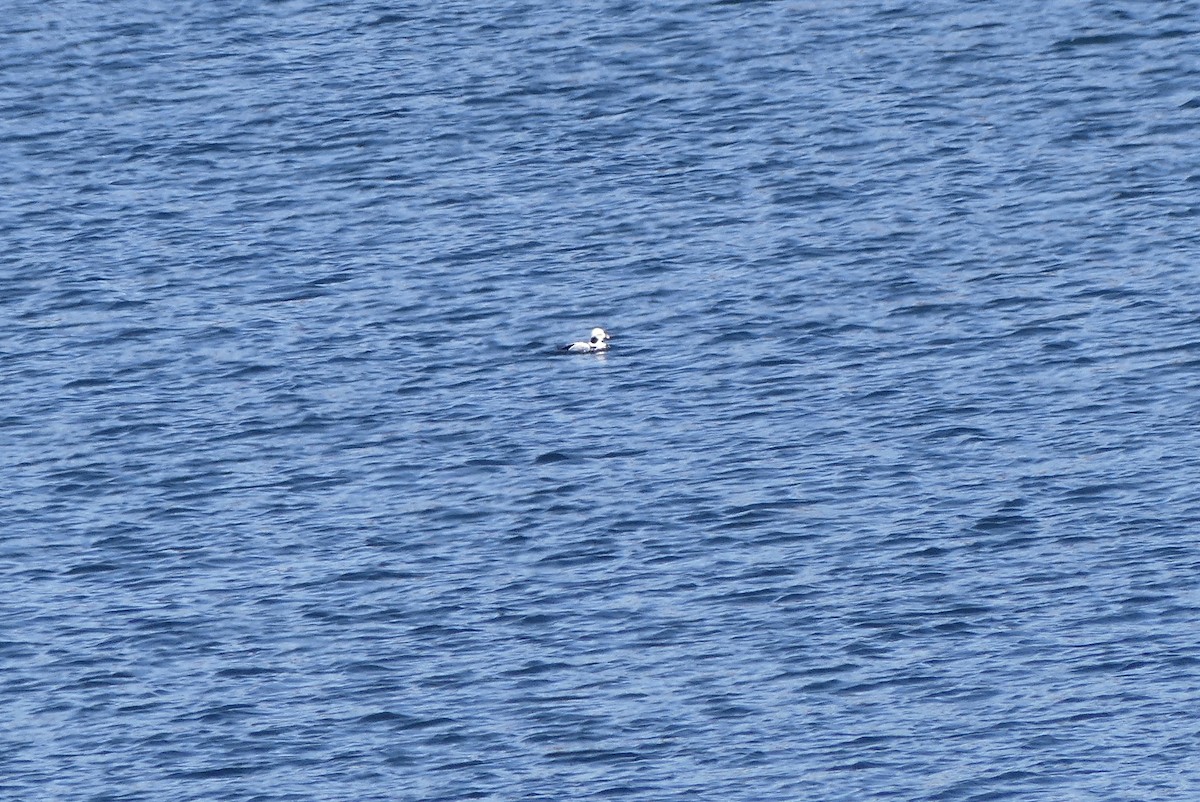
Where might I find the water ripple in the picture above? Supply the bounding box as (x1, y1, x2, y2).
(4, 1, 1200, 800)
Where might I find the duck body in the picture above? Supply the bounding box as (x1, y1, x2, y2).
(559, 327, 611, 353)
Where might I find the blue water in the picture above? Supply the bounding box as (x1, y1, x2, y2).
(4, 1, 1200, 800)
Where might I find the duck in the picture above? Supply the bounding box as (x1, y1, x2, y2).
(559, 327, 612, 353)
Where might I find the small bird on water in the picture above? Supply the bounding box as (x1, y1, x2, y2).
(559, 327, 612, 353)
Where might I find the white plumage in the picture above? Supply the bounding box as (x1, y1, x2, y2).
(559, 327, 612, 353)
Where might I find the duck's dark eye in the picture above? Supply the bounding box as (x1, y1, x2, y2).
(590, 337, 598, 343)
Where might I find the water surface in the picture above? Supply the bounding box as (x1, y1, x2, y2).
(3, 2, 1200, 800)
